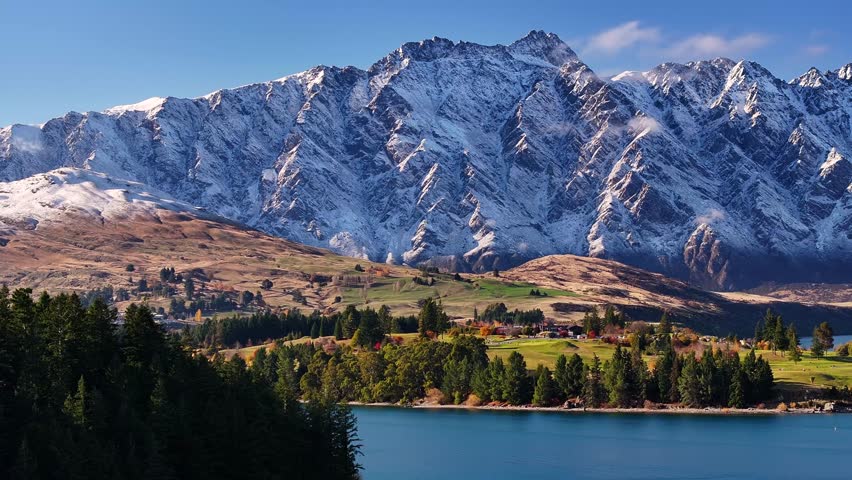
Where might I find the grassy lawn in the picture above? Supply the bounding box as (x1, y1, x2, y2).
(485, 338, 852, 390)
(220, 330, 852, 392)
(339, 276, 579, 318)
(486, 338, 657, 367)
(468, 278, 578, 300)
(749, 349, 852, 390)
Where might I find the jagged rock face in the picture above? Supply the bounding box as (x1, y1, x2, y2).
(1, 31, 851, 290)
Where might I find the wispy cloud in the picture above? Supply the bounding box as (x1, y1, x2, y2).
(665, 33, 771, 61)
(581, 22, 772, 64)
(802, 44, 829, 56)
(627, 116, 660, 135)
(585, 21, 660, 55)
(695, 208, 726, 225)
(11, 135, 44, 154)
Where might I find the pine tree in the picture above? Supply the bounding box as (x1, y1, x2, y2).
(274, 355, 298, 410)
(658, 311, 672, 335)
(357, 308, 385, 347)
(532, 366, 555, 407)
(553, 352, 590, 401)
(655, 335, 675, 403)
(504, 352, 530, 405)
(729, 367, 745, 408)
(554, 354, 569, 400)
(377, 305, 393, 334)
(487, 357, 507, 402)
(787, 324, 801, 362)
(604, 305, 624, 328)
(417, 297, 448, 337)
(350, 329, 362, 348)
(763, 309, 777, 350)
(604, 345, 644, 407)
(811, 322, 834, 357)
(582, 308, 603, 337)
(678, 353, 702, 407)
(567, 354, 586, 398)
(310, 322, 320, 339)
(753, 319, 764, 343)
(698, 349, 716, 406)
(582, 355, 606, 408)
(64, 376, 88, 426)
(442, 357, 472, 404)
(773, 315, 788, 353)
(184, 277, 195, 300)
(334, 318, 344, 340)
(342, 305, 360, 339)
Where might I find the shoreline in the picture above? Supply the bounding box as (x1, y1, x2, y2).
(348, 401, 842, 416)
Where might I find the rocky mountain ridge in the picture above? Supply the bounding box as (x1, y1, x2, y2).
(1, 31, 850, 289)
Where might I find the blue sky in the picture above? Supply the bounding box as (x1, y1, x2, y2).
(2, 0, 850, 126)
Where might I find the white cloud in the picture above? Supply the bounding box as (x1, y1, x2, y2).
(585, 21, 661, 55)
(802, 44, 829, 56)
(627, 116, 660, 135)
(11, 135, 44, 154)
(695, 208, 726, 225)
(665, 33, 771, 61)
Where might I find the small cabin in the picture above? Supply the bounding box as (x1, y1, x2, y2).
(566, 325, 584, 336)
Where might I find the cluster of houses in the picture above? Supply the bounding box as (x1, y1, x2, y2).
(488, 322, 586, 339)
(539, 323, 586, 339)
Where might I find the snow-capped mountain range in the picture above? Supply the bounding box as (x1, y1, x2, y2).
(1, 31, 851, 289)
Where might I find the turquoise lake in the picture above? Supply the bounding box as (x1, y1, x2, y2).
(354, 406, 852, 479)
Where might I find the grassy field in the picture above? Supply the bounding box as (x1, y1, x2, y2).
(486, 338, 621, 366)
(220, 330, 852, 392)
(750, 349, 852, 390)
(485, 338, 852, 390)
(340, 276, 579, 319)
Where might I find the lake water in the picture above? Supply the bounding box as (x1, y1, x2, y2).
(800, 335, 852, 350)
(355, 406, 852, 479)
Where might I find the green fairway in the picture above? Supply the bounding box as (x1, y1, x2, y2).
(485, 338, 852, 391)
(749, 349, 852, 390)
(223, 330, 852, 392)
(485, 338, 655, 367)
(340, 276, 578, 318)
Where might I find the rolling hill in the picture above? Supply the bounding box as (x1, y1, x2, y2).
(2, 168, 851, 336)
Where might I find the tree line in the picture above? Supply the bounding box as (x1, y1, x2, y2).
(477, 302, 545, 325)
(257, 332, 775, 409)
(0, 287, 360, 479)
(184, 304, 422, 349)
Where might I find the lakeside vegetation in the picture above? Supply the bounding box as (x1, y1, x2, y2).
(200, 297, 852, 400)
(0, 287, 360, 479)
(253, 333, 775, 409)
(3, 277, 851, 479)
(192, 300, 786, 409)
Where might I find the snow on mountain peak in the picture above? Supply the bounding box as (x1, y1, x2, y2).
(103, 96, 167, 115)
(793, 67, 827, 88)
(0, 168, 194, 227)
(0, 34, 851, 289)
(508, 30, 577, 65)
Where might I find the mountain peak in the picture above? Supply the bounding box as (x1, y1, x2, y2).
(509, 30, 576, 65)
(3, 32, 852, 290)
(395, 36, 457, 62)
(837, 63, 852, 80)
(793, 67, 827, 88)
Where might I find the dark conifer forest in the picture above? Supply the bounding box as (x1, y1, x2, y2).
(0, 287, 360, 479)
